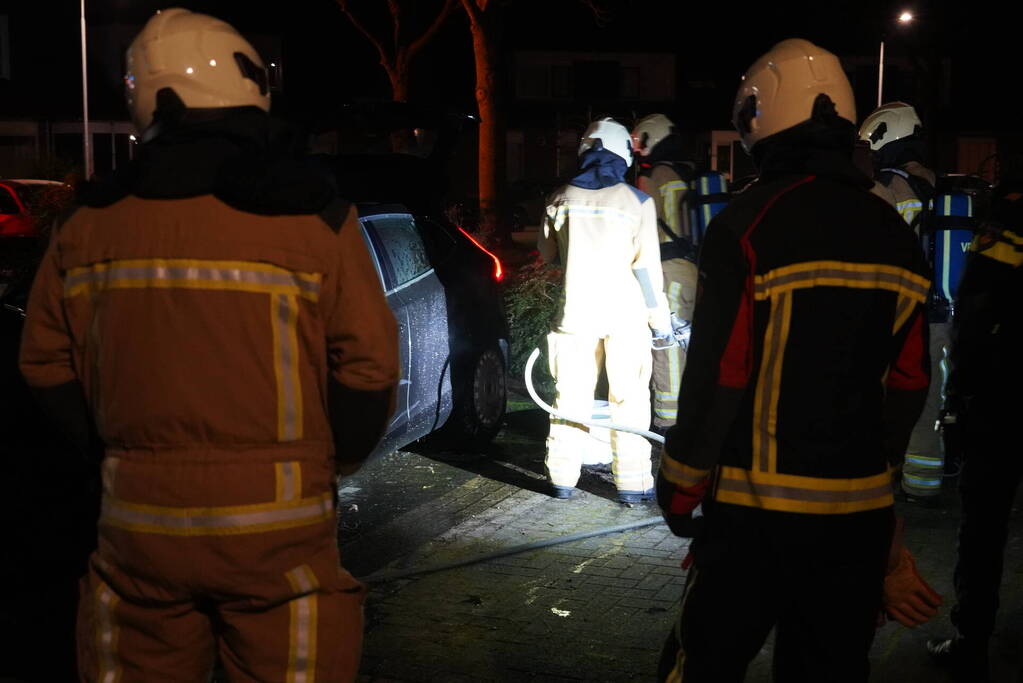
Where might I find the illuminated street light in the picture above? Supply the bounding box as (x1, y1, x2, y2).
(878, 10, 916, 107)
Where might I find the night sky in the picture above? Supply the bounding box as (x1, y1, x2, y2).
(1, 0, 1016, 134)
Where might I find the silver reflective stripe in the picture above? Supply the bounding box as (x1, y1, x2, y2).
(96, 583, 120, 683)
(286, 566, 319, 683)
(101, 494, 333, 535)
(277, 462, 300, 501)
(632, 267, 659, 308)
(275, 295, 301, 442)
(717, 475, 893, 503)
(64, 259, 321, 300)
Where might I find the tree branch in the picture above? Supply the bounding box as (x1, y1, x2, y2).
(408, 0, 458, 60)
(337, 0, 394, 68)
(388, 0, 402, 60)
(459, 0, 484, 26)
(577, 0, 611, 27)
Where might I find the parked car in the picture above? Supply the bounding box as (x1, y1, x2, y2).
(355, 202, 508, 457)
(0, 179, 70, 237)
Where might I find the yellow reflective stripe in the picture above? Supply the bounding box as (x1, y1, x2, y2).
(719, 465, 892, 490)
(980, 239, 1023, 268)
(660, 455, 710, 488)
(753, 290, 792, 473)
(272, 295, 303, 442)
(95, 582, 121, 683)
(286, 565, 320, 683)
(896, 200, 923, 225)
(716, 467, 893, 514)
(893, 293, 915, 334)
(64, 259, 321, 301)
(275, 462, 302, 501)
(660, 181, 688, 234)
(754, 260, 929, 302)
(100, 492, 333, 536)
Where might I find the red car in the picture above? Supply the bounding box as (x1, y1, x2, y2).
(0, 179, 70, 237)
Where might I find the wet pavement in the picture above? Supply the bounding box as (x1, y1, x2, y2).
(340, 387, 1023, 682)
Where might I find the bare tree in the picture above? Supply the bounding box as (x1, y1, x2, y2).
(459, 0, 609, 243)
(458, 0, 505, 240)
(337, 0, 458, 102)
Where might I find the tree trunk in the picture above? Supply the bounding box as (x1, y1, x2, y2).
(467, 8, 506, 245)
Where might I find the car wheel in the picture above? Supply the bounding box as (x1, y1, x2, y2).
(443, 344, 506, 450)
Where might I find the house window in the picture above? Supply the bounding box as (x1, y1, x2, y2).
(551, 65, 573, 99)
(620, 67, 640, 99)
(518, 65, 549, 98)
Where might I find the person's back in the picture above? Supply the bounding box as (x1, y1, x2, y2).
(539, 118, 671, 502)
(701, 167, 928, 489)
(18, 10, 399, 681)
(544, 181, 657, 335)
(859, 102, 947, 503)
(656, 39, 937, 683)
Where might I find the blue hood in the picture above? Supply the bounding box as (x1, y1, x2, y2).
(570, 143, 628, 190)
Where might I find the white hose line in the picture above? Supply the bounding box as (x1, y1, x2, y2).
(524, 347, 665, 446)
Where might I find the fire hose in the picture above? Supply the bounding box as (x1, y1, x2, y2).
(524, 348, 666, 444)
(522, 316, 691, 445)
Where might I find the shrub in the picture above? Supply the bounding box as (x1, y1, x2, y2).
(504, 257, 563, 399)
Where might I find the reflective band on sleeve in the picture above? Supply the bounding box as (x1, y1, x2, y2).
(633, 267, 659, 308)
(896, 200, 923, 225)
(272, 295, 303, 442)
(64, 259, 321, 301)
(285, 565, 320, 683)
(754, 260, 929, 302)
(100, 492, 334, 536)
(95, 582, 121, 683)
(660, 455, 710, 488)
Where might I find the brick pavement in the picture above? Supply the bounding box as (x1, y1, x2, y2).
(346, 409, 1023, 682)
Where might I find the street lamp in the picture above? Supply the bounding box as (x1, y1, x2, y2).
(878, 10, 915, 107)
(80, 0, 92, 179)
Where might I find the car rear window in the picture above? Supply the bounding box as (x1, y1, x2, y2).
(361, 213, 432, 290)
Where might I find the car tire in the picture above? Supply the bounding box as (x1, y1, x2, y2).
(442, 344, 506, 451)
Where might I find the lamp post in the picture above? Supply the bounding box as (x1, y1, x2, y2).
(80, 0, 92, 179)
(878, 10, 914, 107)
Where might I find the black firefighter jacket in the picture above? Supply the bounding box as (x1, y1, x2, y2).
(658, 148, 931, 518)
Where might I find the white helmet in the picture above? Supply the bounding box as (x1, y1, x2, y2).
(858, 102, 922, 151)
(631, 114, 675, 157)
(579, 118, 633, 166)
(125, 8, 271, 134)
(732, 38, 855, 153)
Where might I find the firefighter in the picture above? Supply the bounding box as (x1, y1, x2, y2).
(539, 117, 673, 503)
(18, 9, 399, 681)
(859, 102, 946, 503)
(656, 39, 941, 682)
(631, 114, 697, 432)
(927, 177, 1023, 681)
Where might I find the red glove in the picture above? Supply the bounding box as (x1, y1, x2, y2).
(669, 477, 711, 516)
(883, 547, 943, 627)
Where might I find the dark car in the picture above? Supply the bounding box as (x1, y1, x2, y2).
(355, 202, 508, 457)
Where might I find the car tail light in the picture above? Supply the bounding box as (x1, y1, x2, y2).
(457, 226, 503, 282)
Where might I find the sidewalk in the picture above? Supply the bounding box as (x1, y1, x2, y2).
(345, 406, 1023, 682)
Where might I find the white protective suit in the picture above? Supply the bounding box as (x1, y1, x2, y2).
(539, 181, 671, 493)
